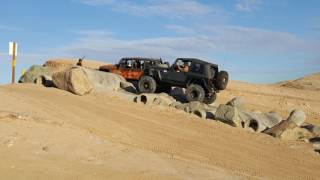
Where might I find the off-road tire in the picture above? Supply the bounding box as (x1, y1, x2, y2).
(216, 71, 229, 90)
(203, 93, 217, 104)
(138, 76, 157, 93)
(186, 84, 205, 102)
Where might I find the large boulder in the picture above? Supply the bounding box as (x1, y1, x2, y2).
(19, 65, 53, 84)
(52, 67, 93, 95)
(52, 66, 132, 95)
(215, 104, 241, 127)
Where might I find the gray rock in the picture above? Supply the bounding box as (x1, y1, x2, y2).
(19, 65, 53, 84)
(239, 111, 268, 132)
(215, 104, 241, 127)
(188, 101, 207, 112)
(311, 125, 320, 136)
(120, 81, 137, 93)
(134, 93, 176, 106)
(193, 109, 206, 119)
(226, 97, 245, 109)
(263, 120, 297, 138)
(287, 109, 306, 126)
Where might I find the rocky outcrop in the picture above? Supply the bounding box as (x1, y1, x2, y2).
(52, 66, 136, 95)
(18, 65, 53, 85)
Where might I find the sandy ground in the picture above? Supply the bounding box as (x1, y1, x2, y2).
(0, 80, 319, 179)
(218, 77, 320, 126)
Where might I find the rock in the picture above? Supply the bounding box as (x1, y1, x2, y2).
(239, 111, 268, 132)
(189, 101, 207, 112)
(19, 65, 53, 84)
(238, 111, 282, 132)
(173, 103, 187, 111)
(170, 87, 187, 103)
(280, 127, 313, 141)
(302, 124, 320, 136)
(287, 109, 306, 126)
(43, 60, 74, 73)
(52, 67, 93, 95)
(310, 137, 320, 153)
(83, 68, 125, 92)
(226, 97, 245, 109)
(120, 81, 137, 93)
(134, 94, 173, 106)
(34, 75, 54, 87)
(192, 109, 206, 119)
(52, 66, 133, 95)
(263, 120, 297, 138)
(262, 109, 306, 138)
(215, 104, 241, 127)
(311, 125, 320, 136)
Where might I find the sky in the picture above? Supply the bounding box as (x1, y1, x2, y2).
(0, 0, 319, 84)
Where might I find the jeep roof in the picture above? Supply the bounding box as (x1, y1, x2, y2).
(121, 57, 163, 62)
(176, 58, 218, 67)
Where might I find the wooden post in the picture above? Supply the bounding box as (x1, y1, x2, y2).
(11, 42, 17, 84)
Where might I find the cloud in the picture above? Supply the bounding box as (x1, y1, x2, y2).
(58, 30, 216, 61)
(78, 0, 114, 6)
(165, 24, 195, 34)
(204, 25, 319, 54)
(57, 25, 320, 64)
(78, 0, 215, 18)
(235, 0, 262, 12)
(0, 25, 21, 31)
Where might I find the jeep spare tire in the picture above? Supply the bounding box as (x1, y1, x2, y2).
(138, 76, 157, 93)
(216, 71, 229, 90)
(186, 84, 205, 102)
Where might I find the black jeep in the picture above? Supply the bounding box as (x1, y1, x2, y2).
(138, 58, 229, 104)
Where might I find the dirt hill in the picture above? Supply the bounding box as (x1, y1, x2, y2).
(0, 82, 319, 179)
(0, 59, 320, 179)
(276, 73, 320, 91)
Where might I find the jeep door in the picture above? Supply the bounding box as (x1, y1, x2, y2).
(160, 60, 188, 85)
(119, 59, 143, 80)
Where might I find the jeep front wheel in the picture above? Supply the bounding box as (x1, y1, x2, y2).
(203, 93, 217, 104)
(186, 84, 205, 102)
(138, 76, 157, 93)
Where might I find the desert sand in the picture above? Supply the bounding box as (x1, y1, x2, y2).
(0, 67, 319, 179)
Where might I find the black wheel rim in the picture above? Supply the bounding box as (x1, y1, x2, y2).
(143, 81, 150, 89)
(190, 90, 199, 99)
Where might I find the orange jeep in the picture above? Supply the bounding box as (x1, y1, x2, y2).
(99, 57, 165, 80)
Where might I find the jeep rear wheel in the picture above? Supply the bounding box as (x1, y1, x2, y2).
(186, 84, 205, 102)
(216, 71, 229, 90)
(203, 93, 217, 104)
(138, 76, 157, 93)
